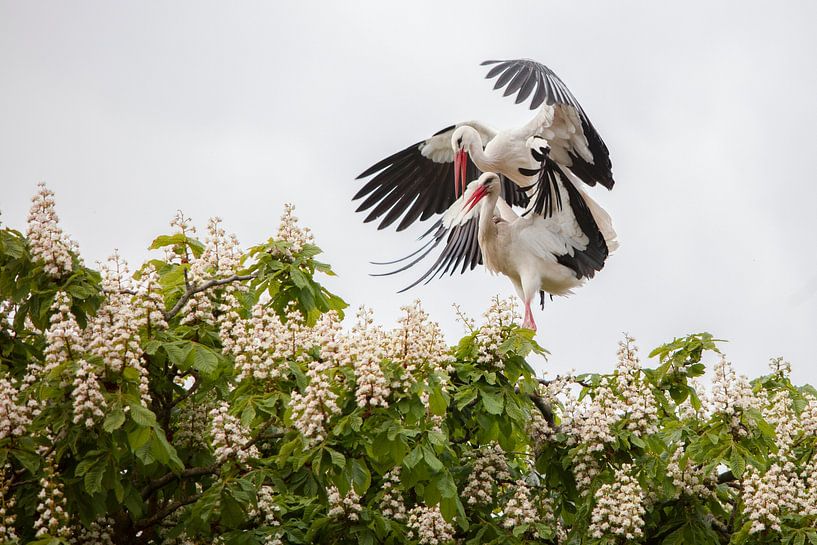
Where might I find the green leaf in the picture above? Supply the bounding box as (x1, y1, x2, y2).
(84, 461, 106, 495)
(729, 448, 746, 478)
(404, 445, 423, 469)
(11, 448, 41, 474)
(422, 444, 443, 473)
(428, 385, 448, 416)
(290, 268, 309, 289)
(350, 459, 371, 494)
(326, 447, 345, 469)
(164, 341, 193, 368)
(130, 403, 157, 427)
(190, 343, 219, 376)
(480, 389, 504, 415)
(103, 409, 126, 433)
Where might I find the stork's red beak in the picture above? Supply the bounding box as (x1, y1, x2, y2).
(463, 184, 487, 214)
(453, 149, 468, 198)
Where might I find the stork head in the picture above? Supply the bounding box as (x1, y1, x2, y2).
(463, 172, 500, 213)
(451, 126, 482, 198)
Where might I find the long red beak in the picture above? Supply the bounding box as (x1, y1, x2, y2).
(463, 184, 487, 214)
(453, 149, 468, 198)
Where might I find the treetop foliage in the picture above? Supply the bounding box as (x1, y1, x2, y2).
(0, 183, 816, 545)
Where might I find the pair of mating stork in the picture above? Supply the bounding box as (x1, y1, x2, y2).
(353, 59, 618, 331)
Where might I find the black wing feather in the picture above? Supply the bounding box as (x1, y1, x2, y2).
(372, 214, 484, 292)
(355, 124, 525, 231)
(481, 59, 615, 190)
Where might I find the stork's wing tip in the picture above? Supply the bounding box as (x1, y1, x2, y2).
(480, 59, 501, 66)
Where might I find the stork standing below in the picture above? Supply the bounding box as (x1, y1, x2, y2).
(456, 172, 617, 330)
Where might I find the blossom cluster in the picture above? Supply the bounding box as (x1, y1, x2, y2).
(288, 314, 343, 443)
(407, 504, 455, 545)
(33, 454, 71, 539)
(26, 182, 77, 278)
(326, 486, 362, 521)
(388, 300, 452, 388)
(380, 467, 406, 521)
(709, 356, 757, 432)
(209, 401, 260, 463)
(71, 358, 107, 428)
(502, 480, 538, 529)
(0, 377, 31, 440)
(472, 296, 519, 369)
(613, 336, 658, 437)
(588, 464, 645, 540)
(69, 516, 115, 545)
(41, 291, 84, 383)
(666, 446, 717, 499)
(346, 307, 390, 407)
(0, 465, 17, 543)
(461, 443, 511, 506)
(174, 395, 212, 450)
(273, 203, 313, 259)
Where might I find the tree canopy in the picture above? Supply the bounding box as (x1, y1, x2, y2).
(0, 183, 816, 545)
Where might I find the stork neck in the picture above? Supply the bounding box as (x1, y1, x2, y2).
(467, 139, 498, 172)
(477, 191, 502, 238)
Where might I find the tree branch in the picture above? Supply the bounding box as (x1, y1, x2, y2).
(135, 493, 203, 530)
(164, 274, 256, 321)
(141, 465, 218, 499)
(537, 376, 591, 388)
(517, 386, 557, 429)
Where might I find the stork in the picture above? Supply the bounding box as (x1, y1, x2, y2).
(354, 59, 614, 233)
(380, 172, 618, 331)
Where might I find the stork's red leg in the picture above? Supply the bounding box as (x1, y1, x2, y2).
(521, 300, 537, 332)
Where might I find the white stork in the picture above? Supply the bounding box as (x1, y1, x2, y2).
(354, 59, 614, 232)
(377, 172, 618, 331)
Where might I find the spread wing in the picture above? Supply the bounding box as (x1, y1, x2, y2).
(482, 59, 614, 190)
(371, 180, 519, 291)
(354, 122, 528, 231)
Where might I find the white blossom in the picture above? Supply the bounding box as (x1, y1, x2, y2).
(380, 467, 406, 521)
(174, 396, 211, 450)
(588, 464, 645, 540)
(473, 296, 519, 369)
(69, 516, 115, 545)
(710, 356, 757, 434)
(273, 203, 313, 260)
(388, 300, 452, 388)
(26, 182, 76, 278)
(71, 359, 107, 428)
(0, 377, 31, 440)
(462, 443, 510, 506)
(289, 312, 342, 443)
(503, 480, 537, 528)
(0, 465, 17, 543)
(666, 446, 716, 499)
(33, 454, 71, 539)
(209, 401, 259, 463)
(407, 504, 455, 545)
(326, 486, 362, 521)
(346, 307, 389, 408)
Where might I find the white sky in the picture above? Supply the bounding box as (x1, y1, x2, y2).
(2, 1, 816, 383)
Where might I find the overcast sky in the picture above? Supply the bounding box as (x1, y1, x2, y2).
(2, 1, 816, 383)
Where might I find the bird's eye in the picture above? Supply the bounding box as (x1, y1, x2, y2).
(456, 137, 463, 147)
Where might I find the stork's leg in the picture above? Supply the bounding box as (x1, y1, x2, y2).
(520, 271, 540, 332)
(521, 298, 537, 331)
